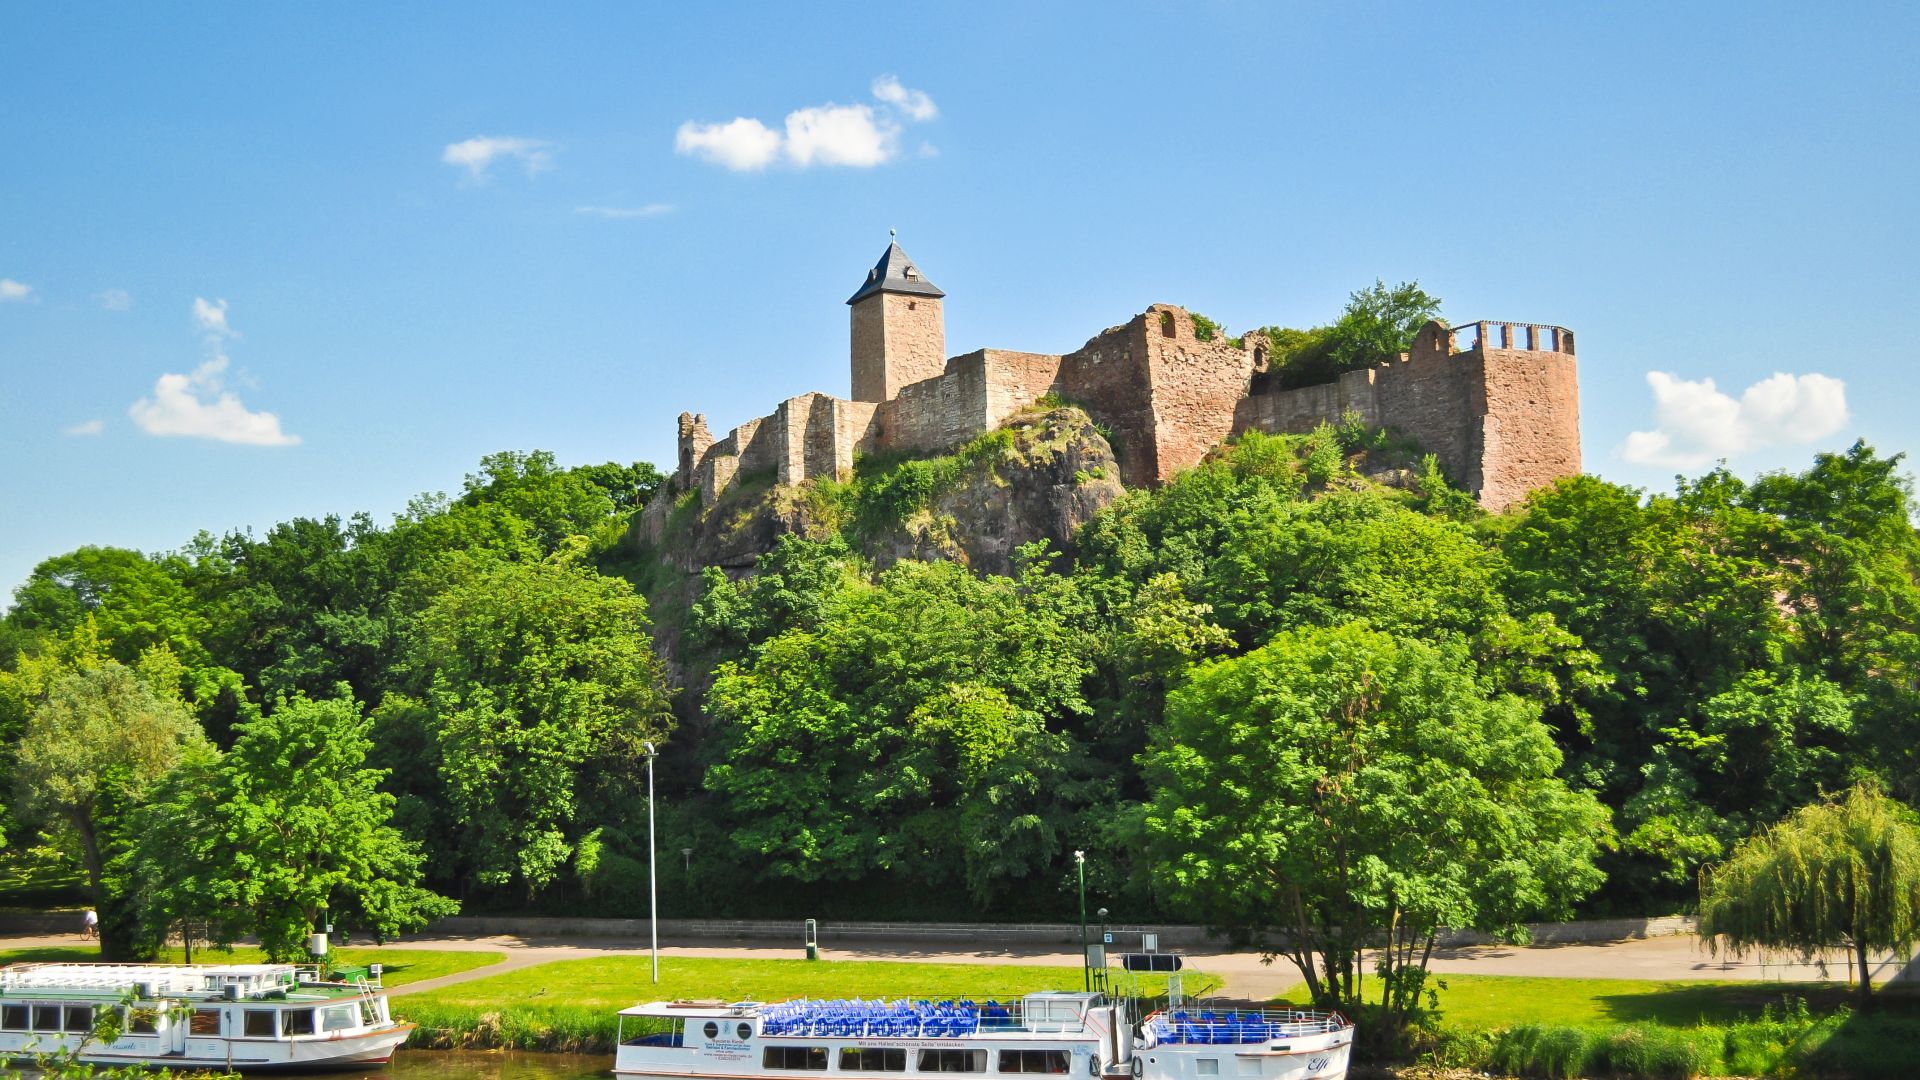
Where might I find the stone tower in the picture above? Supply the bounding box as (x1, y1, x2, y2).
(848, 240, 945, 402)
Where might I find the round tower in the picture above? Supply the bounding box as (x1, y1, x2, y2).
(847, 239, 946, 402)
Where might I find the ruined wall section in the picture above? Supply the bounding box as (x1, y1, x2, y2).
(1140, 305, 1258, 482)
(1057, 316, 1159, 487)
(874, 357, 991, 455)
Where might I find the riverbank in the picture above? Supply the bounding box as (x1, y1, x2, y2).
(393, 957, 1920, 1078)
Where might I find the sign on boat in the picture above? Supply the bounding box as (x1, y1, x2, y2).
(0, 961, 412, 1071)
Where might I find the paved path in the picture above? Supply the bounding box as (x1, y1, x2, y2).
(8, 931, 1915, 1000)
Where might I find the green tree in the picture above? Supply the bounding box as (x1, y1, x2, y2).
(704, 553, 1102, 904)
(123, 693, 457, 960)
(1745, 442, 1920, 796)
(1700, 783, 1920, 1005)
(1251, 280, 1441, 391)
(12, 662, 209, 958)
(411, 541, 674, 895)
(1142, 624, 1610, 1032)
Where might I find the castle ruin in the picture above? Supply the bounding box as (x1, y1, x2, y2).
(641, 241, 1580, 540)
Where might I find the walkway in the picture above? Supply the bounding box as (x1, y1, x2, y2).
(6, 931, 1912, 1000)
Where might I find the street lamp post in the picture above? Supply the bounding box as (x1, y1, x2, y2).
(1096, 907, 1109, 992)
(645, 741, 659, 984)
(1074, 850, 1087, 992)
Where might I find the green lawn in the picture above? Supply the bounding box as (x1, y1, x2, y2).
(399, 956, 1201, 1054)
(0, 945, 504, 987)
(409, 955, 1186, 1011)
(1278, 973, 1920, 1029)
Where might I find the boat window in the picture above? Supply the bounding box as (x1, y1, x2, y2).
(244, 1010, 276, 1038)
(1196, 1061, 1219, 1076)
(738, 1022, 754, 1040)
(0, 1005, 26, 1031)
(360, 999, 382, 1026)
(705, 1021, 721, 1039)
(322, 1004, 358, 1032)
(919, 1050, 989, 1073)
(763, 1046, 829, 1069)
(284, 1008, 316, 1036)
(621, 1016, 686, 1047)
(190, 1009, 221, 1036)
(64, 1005, 93, 1033)
(999, 1051, 1071, 1074)
(841, 1048, 908, 1071)
(125, 1006, 159, 1035)
(31, 1005, 62, 1031)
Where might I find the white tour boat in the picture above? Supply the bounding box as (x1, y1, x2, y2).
(613, 991, 1352, 1080)
(0, 961, 413, 1070)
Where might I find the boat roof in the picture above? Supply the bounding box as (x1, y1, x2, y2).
(621, 1000, 762, 1017)
(0, 963, 367, 1002)
(618, 992, 1106, 1020)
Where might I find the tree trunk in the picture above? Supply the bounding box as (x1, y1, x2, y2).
(1856, 932, 1874, 1007)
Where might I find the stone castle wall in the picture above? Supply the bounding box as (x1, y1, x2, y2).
(636, 306, 1581, 549)
(1231, 320, 1581, 509)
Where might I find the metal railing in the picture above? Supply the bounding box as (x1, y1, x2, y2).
(1144, 1008, 1348, 1044)
(759, 999, 1086, 1038)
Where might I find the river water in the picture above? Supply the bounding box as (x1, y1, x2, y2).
(336, 1049, 606, 1078)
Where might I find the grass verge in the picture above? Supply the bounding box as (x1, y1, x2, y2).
(1280, 974, 1920, 1078)
(400, 956, 1198, 1054)
(0, 945, 504, 987)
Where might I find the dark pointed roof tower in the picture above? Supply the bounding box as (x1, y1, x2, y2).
(846, 239, 945, 305)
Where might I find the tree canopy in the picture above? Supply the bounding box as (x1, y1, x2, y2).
(1700, 783, 1920, 1004)
(1142, 623, 1609, 1030)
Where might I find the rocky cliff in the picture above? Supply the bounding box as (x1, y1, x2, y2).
(631, 405, 1124, 583)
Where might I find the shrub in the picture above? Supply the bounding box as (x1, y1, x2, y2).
(1489, 1024, 1595, 1078)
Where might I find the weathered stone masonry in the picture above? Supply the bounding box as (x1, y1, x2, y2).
(637, 242, 1581, 544)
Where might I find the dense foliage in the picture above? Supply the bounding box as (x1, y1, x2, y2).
(2, 365, 1916, 1020)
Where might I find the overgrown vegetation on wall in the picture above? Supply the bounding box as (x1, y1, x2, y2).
(1193, 278, 1444, 390)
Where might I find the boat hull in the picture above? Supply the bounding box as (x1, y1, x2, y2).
(7, 1022, 414, 1072)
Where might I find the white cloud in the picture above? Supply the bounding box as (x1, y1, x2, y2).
(676, 76, 938, 172)
(1619, 370, 1850, 468)
(441, 135, 553, 179)
(784, 104, 896, 168)
(675, 118, 784, 171)
(131, 356, 300, 447)
(872, 76, 938, 122)
(192, 296, 235, 337)
(0, 278, 32, 302)
(129, 300, 299, 447)
(62, 419, 104, 436)
(575, 203, 674, 219)
(97, 289, 132, 311)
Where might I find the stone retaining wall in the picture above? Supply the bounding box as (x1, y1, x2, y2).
(420, 914, 1698, 949)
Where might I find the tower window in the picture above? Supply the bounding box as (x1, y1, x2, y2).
(908, 301, 916, 310)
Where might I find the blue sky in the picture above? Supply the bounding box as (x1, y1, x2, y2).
(4, 2, 1917, 601)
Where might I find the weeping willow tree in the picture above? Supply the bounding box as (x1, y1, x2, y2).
(1699, 783, 1920, 1004)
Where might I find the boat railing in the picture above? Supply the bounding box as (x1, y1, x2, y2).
(759, 999, 1083, 1038)
(1146, 1008, 1348, 1044)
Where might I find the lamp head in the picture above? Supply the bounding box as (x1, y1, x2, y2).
(644, 741, 657, 757)
(1098, 907, 1108, 919)
(1074, 850, 1085, 863)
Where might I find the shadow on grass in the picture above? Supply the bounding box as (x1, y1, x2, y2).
(1591, 982, 1920, 1026)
